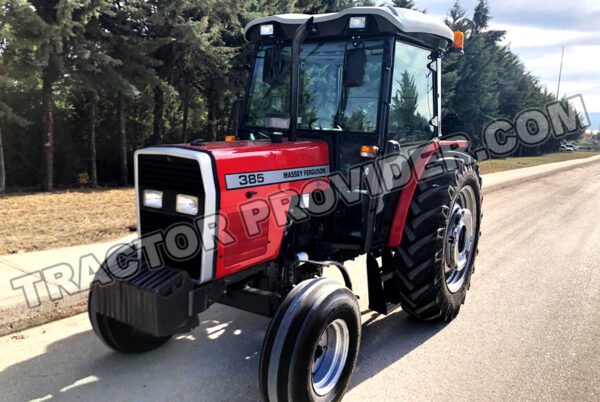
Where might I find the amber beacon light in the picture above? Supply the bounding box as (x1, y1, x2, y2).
(449, 31, 464, 55)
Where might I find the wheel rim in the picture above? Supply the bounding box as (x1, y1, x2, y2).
(311, 319, 350, 396)
(444, 185, 477, 293)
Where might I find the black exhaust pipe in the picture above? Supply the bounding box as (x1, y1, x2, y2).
(289, 17, 313, 142)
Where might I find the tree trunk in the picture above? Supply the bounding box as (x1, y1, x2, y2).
(153, 85, 165, 145)
(42, 71, 54, 191)
(0, 128, 5, 194)
(90, 93, 98, 188)
(118, 91, 128, 186)
(182, 94, 189, 143)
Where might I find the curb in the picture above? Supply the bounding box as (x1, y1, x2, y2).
(0, 236, 136, 337)
(482, 154, 600, 195)
(0, 292, 88, 337)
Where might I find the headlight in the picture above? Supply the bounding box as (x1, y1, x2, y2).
(260, 24, 274, 36)
(143, 190, 163, 209)
(176, 194, 199, 215)
(349, 16, 366, 29)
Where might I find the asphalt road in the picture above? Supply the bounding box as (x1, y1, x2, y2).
(1, 162, 600, 401)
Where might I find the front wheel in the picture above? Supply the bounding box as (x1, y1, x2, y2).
(259, 278, 361, 402)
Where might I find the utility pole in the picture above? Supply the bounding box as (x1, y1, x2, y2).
(556, 45, 565, 101)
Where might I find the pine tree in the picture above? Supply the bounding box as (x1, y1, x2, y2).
(442, 1, 500, 147)
(391, 71, 418, 129)
(445, 1, 470, 33)
(472, 0, 490, 33)
(391, 0, 416, 9)
(1, 0, 103, 190)
(67, 0, 117, 187)
(0, 3, 33, 192)
(99, 0, 162, 184)
(148, 0, 205, 143)
(0, 0, 583, 188)
(189, 0, 248, 141)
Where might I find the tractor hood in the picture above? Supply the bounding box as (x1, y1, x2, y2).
(181, 138, 330, 278)
(135, 138, 330, 283)
(182, 138, 330, 191)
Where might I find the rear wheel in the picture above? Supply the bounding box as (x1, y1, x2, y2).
(391, 152, 482, 322)
(259, 278, 361, 402)
(88, 282, 172, 353)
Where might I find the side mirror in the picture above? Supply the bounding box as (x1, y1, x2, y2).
(263, 46, 284, 84)
(385, 139, 401, 155)
(343, 47, 366, 87)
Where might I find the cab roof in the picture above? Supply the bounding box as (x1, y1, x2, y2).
(244, 6, 454, 49)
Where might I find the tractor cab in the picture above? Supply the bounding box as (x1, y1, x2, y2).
(238, 7, 461, 253)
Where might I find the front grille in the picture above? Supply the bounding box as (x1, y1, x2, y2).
(137, 153, 205, 279)
(138, 154, 204, 193)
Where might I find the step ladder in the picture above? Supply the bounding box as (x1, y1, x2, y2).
(366, 251, 402, 315)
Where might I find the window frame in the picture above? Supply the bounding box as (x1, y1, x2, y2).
(239, 35, 392, 139)
(386, 39, 441, 145)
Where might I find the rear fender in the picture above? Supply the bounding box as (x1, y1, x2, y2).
(387, 139, 469, 248)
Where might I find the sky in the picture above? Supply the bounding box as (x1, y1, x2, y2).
(385, 0, 600, 129)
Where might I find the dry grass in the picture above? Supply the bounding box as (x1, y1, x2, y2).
(478, 151, 599, 175)
(0, 188, 136, 255)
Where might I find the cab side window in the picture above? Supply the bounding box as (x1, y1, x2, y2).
(389, 42, 435, 143)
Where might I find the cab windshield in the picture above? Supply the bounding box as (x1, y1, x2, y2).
(244, 39, 385, 135)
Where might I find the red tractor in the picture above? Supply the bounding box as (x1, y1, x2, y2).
(89, 6, 481, 401)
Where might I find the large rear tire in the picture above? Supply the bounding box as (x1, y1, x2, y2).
(88, 282, 172, 353)
(391, 151, 482, 322)
(259, 278, 361, 402)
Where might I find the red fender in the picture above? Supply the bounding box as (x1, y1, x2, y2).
(387, 139, 468, 248)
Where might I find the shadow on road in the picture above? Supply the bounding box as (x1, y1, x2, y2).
(350, 309, 446, 388)
(1, 304, 445, 401)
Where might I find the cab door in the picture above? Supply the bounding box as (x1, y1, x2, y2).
(370, 40, 439, 247)
(329, 39, 390, 248)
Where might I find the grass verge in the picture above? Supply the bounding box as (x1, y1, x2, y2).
(478, 152, 599, 175)
(0, 188, 135, 255)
